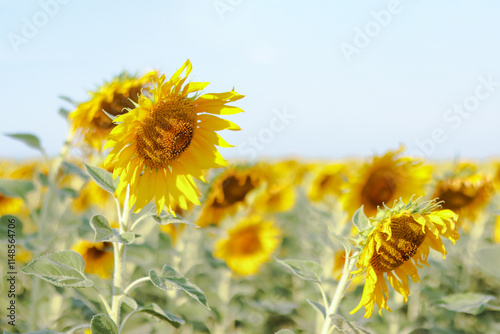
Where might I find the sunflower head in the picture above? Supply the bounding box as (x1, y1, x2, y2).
(308, 163, 347, 202)
(213, 215, 282, 276)
(104, 60, 244, 215)
(70, 71, 157, 150)
(432, 163, 494, 226)
(342, 147, 431, 217)
(72, 240, 114, 279)
(197, 166, 262, 227)
(351, 198, 459, 318)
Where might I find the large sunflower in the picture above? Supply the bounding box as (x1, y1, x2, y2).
(350, 198, 459, 318)
(432, 163, 494, 226)
(197, 166, 262, 227)
(104, 60, 244, 215)
(213, 215, 282, 276)
(342, 148, 431, 217)
(70, 70, 157, 150)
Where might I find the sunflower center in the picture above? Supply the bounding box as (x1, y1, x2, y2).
(361, 169, 397, 209)
(437, 187, 476, 211)
(86, 242, 112, 260)
(230, 227, 262, 255)
(370, 215, 426, 272)
(93, 86, 142, 129)
(212, 175, 255, 208)
(135, 95, 196, 168)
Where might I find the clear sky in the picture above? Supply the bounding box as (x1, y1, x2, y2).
(1, 0, 499, 162)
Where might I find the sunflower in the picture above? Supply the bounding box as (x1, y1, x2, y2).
(72, 179, 113, 213)
(494, 216, 500, 244)
(213, 215, 281, 276)
(342, 147, 431, 217)
(350, 198, 459, 318)
(70, 70, 157, 150)
(432, 164, 494, 226)
(0, 160, 38, 216)
(197, 166, 261, 227)
(104, 60, 244, 215)
(72, 240, 114, 279)
(308, 163, 347, 202)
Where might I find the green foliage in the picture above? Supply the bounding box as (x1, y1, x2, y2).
(21, 250, 93, 288)
(5, 133, 44, 152)
(90, 314, 118, 334)
(89, 214, 135, 244)
(435, 293, 496, 315)
(0, 178, 35, 199)
(275, 258, 323, 283)
(137, 304, 185, 328)
(83, 163, 118, 195)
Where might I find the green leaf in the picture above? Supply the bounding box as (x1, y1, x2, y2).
(0, 215, 24, 241)
(275, 258, 323, 283)
(58, 107, 70, 120)
(62, 161, 89, 180)
(57, 187, 78, 199)
(83, 163, 118, 195)
(307, 299, 326, 319)
(150, 265, 210, 309)
(90, 314, 118, 334)
(0, 179, 35, 199)
(5, 133, 43, 152)
(352, 206, 371, 233)
(475, 245, 500, 279)
(330, 314, 373, 334)
(90, 215, 135, 244)
(151, 212, 198, 227)
(330, 230, 352, 253)
(21, 250, 93, 288)
(137, 303, 185, 328)
(435, 293, 496, 315)
(275, 330, 295, 334)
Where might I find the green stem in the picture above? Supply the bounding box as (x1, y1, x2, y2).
(93, 286, 112, 316)
(123, 277, 150, 296)
(319, 251, 358, 334)
(213, 269, 232, 334)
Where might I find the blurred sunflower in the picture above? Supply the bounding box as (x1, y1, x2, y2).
(342, 147, 431, 217)
(214, 215, 281, 276)
(253, 183, 296, 214)
(72, 240, 114, 279)
(308, 163, 347, 202)
(72, 179, 112, 213)
(70, 70, 157, 150)
(494, 216, 500, 243)
(351, 198, 459, 318)
(197, 166, 261, 227)
(104, 60, 244, 215)
(432, 164, 493, 227)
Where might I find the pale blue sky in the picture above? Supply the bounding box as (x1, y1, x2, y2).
(1, 0, 500, 161)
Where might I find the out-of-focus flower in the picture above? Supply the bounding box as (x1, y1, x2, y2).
(308, 163, 347, 202)
(72, 240, 114, 279)
(197, 166, 262, 227)
(342, 147, 431, 217)
(432, 163, 494, 228)
(70, 70, 157, 150)
(493, 216, 500, 244)
(104, 60, 244, 215)
(214, 215, 281, 276)
(351, 198, 459, 318)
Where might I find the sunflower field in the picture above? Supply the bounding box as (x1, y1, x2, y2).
(1, 62, 500, 334)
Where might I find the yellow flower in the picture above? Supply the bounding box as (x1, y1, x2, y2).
(253, 182, 296, 213)
(214, 215, 281, 276)
(342, 147, 431, 217)
(493, 216, 500, 244)
(351, 198, 459, 318)
(104, 60, 244, 215)
(72, 240, 114, 279)
(432, 164, 493, 226)
(72, 179, 112, 213)
(308, 163, 347, 202)
(0, 160, 41, 216)
(197, 166, 261, 227)
(70, 70, 157, 150)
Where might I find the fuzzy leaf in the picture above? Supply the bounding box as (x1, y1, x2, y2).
(150, 265, 210, 309)
(83, 163, 118, 195)
(331, 314, 373, 333)
(307, 299, 326, 319)
(90, 215, 135, 244)
(0, 179, 35, 199)
(352, 206, 371, 233)
(62, 161, 89, 180)
(21, 251, 93, 288)
(137, 303, 185, 328)
(90, 314, 118, 334)
(1, 215, 24, 240)
(151, 212, 198, 227)
(5, 133, 43, 152)
(275, 258, 323, 283)
(436, 293, 496, 315)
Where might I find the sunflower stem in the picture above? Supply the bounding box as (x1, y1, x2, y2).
(320, 251, 358, 334)
(213, 269, 232, 334)
(110, 187, 130, 329)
